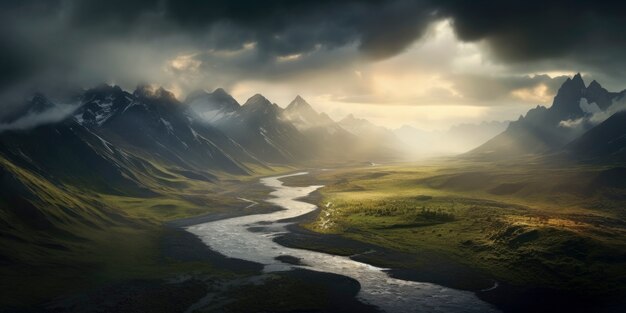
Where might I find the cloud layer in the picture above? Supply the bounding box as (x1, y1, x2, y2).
(1, 0, 625, 128)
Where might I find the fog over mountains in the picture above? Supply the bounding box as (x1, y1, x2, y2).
(0, 85, 404, 188)
(0, 85, 405, 264)
(394, 121, 510, 157)
(2, 74, 626, 177)
(469, 74, 626, 161)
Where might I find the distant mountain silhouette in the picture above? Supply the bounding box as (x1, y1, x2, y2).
(282, 96, 367, 162)
(469, 74, 626, 158)
(196, 93, 310, 163)
(339, 114, 403, 159)
(339, 114, 399, 145)
(1, 93, 57, 124)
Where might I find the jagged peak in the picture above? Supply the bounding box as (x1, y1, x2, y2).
(552, 74, 587, 111)
(133, 84, 155, 98)
(156, 87, 177, 101)
(587, 80, 603, 90)
(24, 93, 55, 114)
(185, 87, 240, 115)
(573, 72, 583, 81)
(186, 88, 233, 100)
(212, 87, 229, 96)
(210, 88, 239, 106)
(566, 73, 585, 89)
(245, 94, 272, 106)
(133, 85, 178, 102)
(287, 95, 313, 110)
(293, 95, 306, 103)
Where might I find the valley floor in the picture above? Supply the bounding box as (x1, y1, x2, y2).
(1, 165, 376, 313)
(3, 159, 626, 312)
(277, 159, 626, 312)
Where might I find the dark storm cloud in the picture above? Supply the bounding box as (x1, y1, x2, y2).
(0, 0, 625, 100)
(436, 0, 626, 63)
(58, 0, 626, 64)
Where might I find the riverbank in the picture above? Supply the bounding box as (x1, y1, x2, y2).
(279, 166, 626, 313)
(274, 199, 621, 313)
(161, 225, 378, 313)
(185, 172, 496, 312)
(18, 165, 624, 312)
(18, 214, 378, 313)
(162, 193, 380, 313)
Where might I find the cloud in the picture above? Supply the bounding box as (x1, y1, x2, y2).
(0, 103, 81, 132)
(2, 1, 625, 86)
(559, 96, 626, 130)
(1, 0, 625, 129)
(588, 95, 626, 124)
(437, 1, 626, 62)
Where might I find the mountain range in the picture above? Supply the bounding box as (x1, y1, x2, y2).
(469, 74, 626, 161)
(3, 74, 626, 273)
(2, 85, 400, 176)
(0, 85, 406, 262)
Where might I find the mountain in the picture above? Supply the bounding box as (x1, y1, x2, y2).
(0, 120, 156, 196)
(207, 94, 310, 163)
(186, 88, 240, 122)
(565, 111, 626, 161)
(184, 89, 404, 163)
(75, 85, 258, 175)
(339, 114, 400, 144)
(0, 85, 265, 269)
(394, 121, 509, 156)
(1, 86, 406, 183)
(0, 151, 140, 267)
(0, 84, 406, 295)
(1, 93, 56, 124)
(73, 84, 130, 127)
(469, 74, 626, 158)
(281, 96, 363, 161)
(283, 96, 336, 130)
(0, 85, 405, 209)
(338, 114, 403, 160)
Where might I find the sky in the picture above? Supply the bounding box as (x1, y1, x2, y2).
(1, 0, 625, 130)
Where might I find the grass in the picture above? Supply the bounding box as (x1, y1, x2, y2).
(3, 148, 626, 309)
(0, 153, 293, 309)
(301, 160, 626, 296)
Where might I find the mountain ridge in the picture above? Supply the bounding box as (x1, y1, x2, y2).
(468, 74, 626, 159)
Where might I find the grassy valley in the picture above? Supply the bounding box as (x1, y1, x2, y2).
(0, 151, 291, 310)
(283, 160, 626, 310)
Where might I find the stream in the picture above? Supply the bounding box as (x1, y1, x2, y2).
(187, 172, 498, 312)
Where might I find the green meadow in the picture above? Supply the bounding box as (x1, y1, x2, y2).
(299, 160, 626, 296)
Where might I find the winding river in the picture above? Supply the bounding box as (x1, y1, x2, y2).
(187, 172, 498, 312)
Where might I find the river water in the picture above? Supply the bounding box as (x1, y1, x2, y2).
(187, 172, 498, 312)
